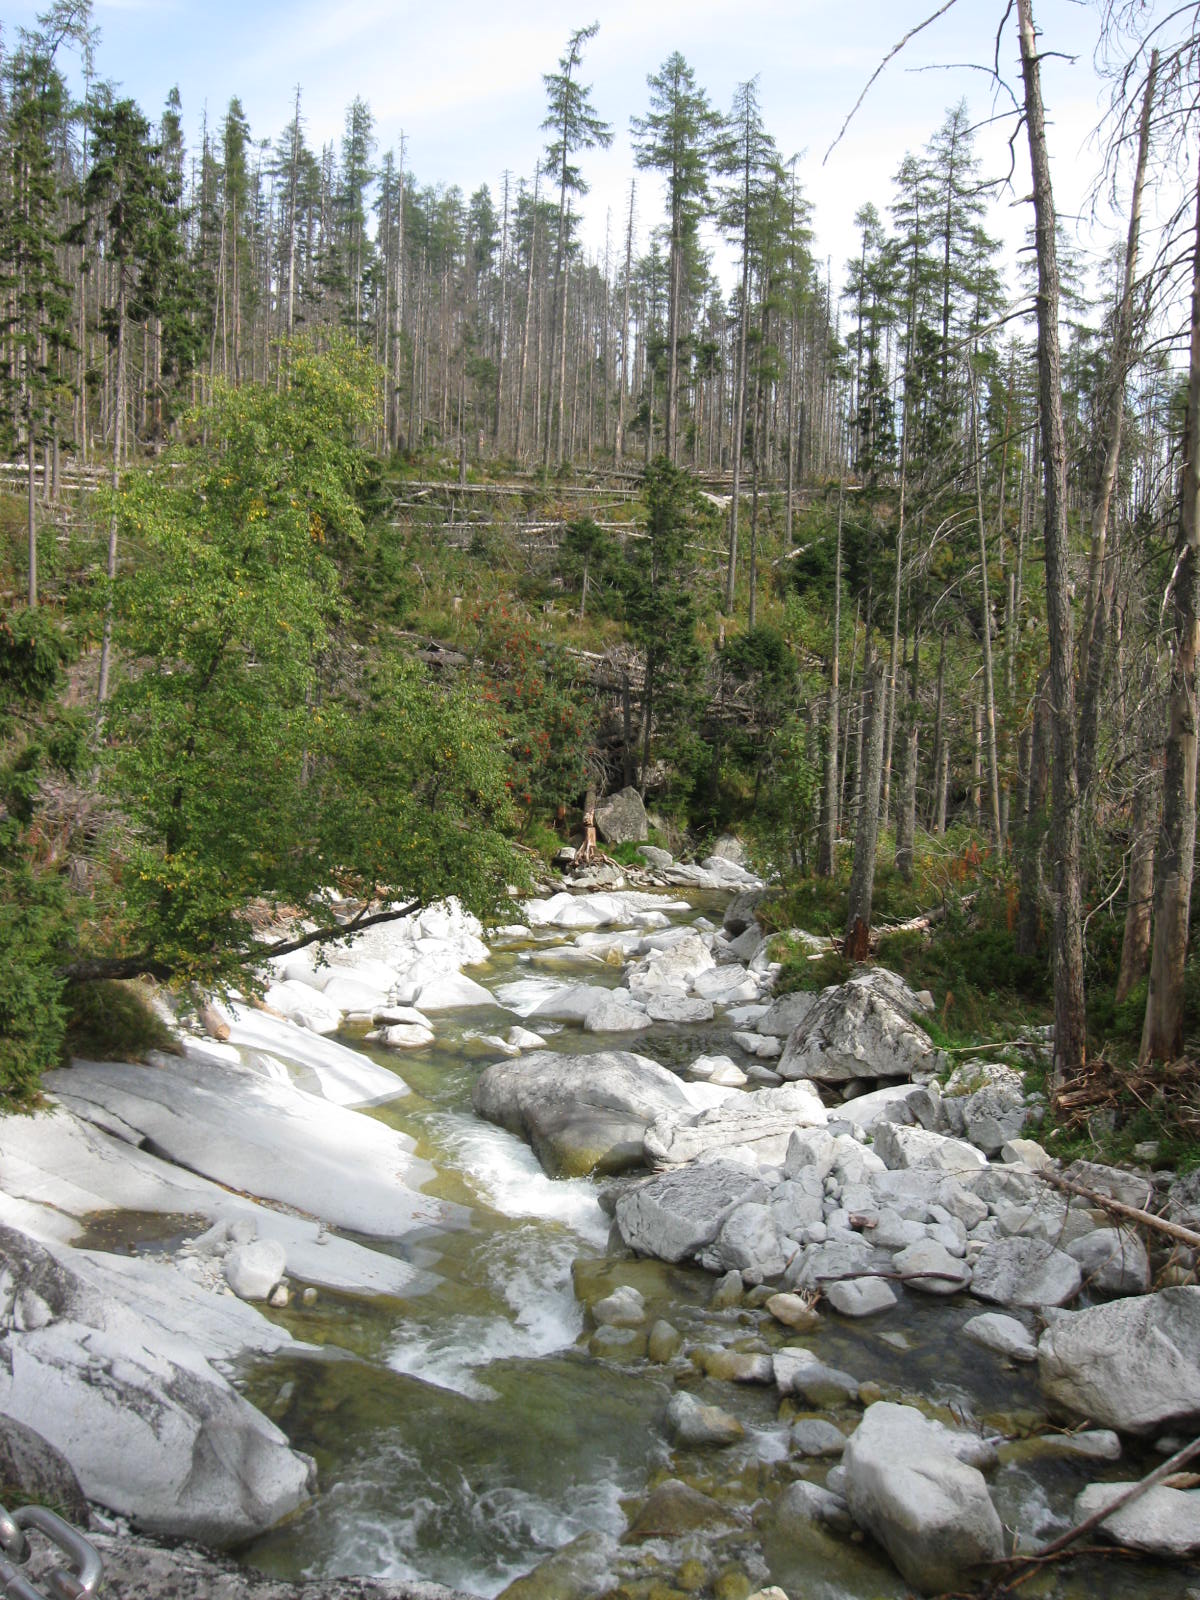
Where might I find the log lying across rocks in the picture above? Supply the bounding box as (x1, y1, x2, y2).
(1035, 1168, 1200, 1252)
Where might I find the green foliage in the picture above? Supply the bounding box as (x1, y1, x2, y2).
(64, 980, 178, 1065)
(619, 457, 707, 796)
(0, 865, 69, 1106)
(468, 601, 595, 828)
(74, 340, 528, 997)
(877, 895, 1051, 1043)
(744, 717, 820, 876)
(771, 936, 853, 994)
(0, 608, 84, 1105)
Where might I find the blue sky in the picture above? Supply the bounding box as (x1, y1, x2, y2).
(3, 0, 1144, 299)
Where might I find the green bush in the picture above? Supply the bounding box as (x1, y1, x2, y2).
(771, 936, 853, 994)
(0, 874, 69, 1107)
(63, 980, 179, 1065)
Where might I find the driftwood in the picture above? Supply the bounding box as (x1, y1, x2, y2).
(1034, 1168, 1200, 1252)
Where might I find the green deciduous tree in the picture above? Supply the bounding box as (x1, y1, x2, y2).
(58, 338, 523, 1001)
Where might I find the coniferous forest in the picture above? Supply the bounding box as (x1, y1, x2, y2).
(3, 0, 1200, 1167)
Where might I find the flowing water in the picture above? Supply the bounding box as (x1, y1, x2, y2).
(213, 902, 1197, 1599)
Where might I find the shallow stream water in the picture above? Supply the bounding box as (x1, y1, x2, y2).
(195, 897, 1197, 1599)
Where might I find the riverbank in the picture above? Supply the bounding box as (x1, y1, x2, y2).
(2, 856, 1199, 1598)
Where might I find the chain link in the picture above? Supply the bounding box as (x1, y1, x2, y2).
(0, 1506, 103, 1600)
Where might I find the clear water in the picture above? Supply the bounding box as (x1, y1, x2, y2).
(220, 902, 1199, 1599)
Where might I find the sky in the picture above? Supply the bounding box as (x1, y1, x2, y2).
(2, 0, 1161, 305)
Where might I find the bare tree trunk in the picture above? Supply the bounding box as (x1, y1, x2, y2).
(96, 273, 126, 711)
(840, 597, 861, 829)
(895, 631, 919, 882)
(1018, 0, 1087, 1082)
(725, 246, 751, 613)
(615, 182, 635, 465)
(515, 168, 539, 463)
(26, 409, 37, 609)
(969, 360, 1002, 841)
(844, 658, 886, 959)
(931, 629, 947, 833)
(880, 393, 910, 827)
(1017, 669, 1052, 958)
(818, 476, 844, 876)
(1078, 50, 1157, 795)
(1117, 761, 1160, 1004)
(1141, 142, 1200, 1064)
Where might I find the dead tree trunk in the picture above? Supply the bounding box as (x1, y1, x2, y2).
(818, 476, 844, 877)
(1141, 140, 1200, 1064)
(844, 658, 886, 960)
(1018, 0, 1087, 1083)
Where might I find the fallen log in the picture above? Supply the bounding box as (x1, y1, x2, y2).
(1034, 1168, 1200, 1251)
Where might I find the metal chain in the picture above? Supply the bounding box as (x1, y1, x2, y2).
(0, 1505, 103, 1600)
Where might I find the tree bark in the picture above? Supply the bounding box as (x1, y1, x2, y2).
(844, 658, 886, 959)
(96, 271, 126, 711)
(1018, 0, 1087, 1083)
(895, 631, 919, 882)
(1141, 140, 1200, 1063)
(1117, 761, 1160, 1004)
(818, 476, 844, 877)
(1079, 50, 1158, 795)
(969, 360, 1002, 842)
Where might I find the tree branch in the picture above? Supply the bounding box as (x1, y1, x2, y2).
(56, 900, 425, 986)
(260, 899, 423, 960)
(824, 0, 962, 164)
(990, 1433, 1200, 1572)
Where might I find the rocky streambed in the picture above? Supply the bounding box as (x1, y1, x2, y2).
(2, 854, 1200, 1600)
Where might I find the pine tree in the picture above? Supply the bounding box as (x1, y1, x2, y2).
(631, 52, 720, 466)
(714, 77, 779, 612)
(0, 39, 74, 606)
(541, 22, 611, 467)
(77, 96, 180, 706)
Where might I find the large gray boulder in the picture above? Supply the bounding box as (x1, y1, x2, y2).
(614, 1161, 767, 1263)
(842, 1402, 1005, 1594)
(1074, 1482, 1200, 1557)
(940, 1061, 1027, 1155)
(698, 1201, 791, 1280)
(756, 990, 820, 1038)
(872, 1122, 986, 1175)
(644, 1080, 827, 1169)
(1038, 1287, 1200, 1434)
(45, 1056, 449, 1240)
(595, 786, 648, 844)
(472, 1050, 693, 1177)
(723, 888, 767, 937)
(1067, 1227, 1151, 1296)
(778, 970, 940, 1085)
(625, 933, 715, 999)
(970, 1238, 1082, 1308)
(0, 1416, 89, 1524)
(0, 1225, 313, 1545)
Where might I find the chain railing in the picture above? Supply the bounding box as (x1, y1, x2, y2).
(0, 1506, 103, 1600)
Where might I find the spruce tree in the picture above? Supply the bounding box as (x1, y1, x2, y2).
(631, 53, 720, 466)
(0, 41, 74, 606)
(541, 22, 611, 467)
